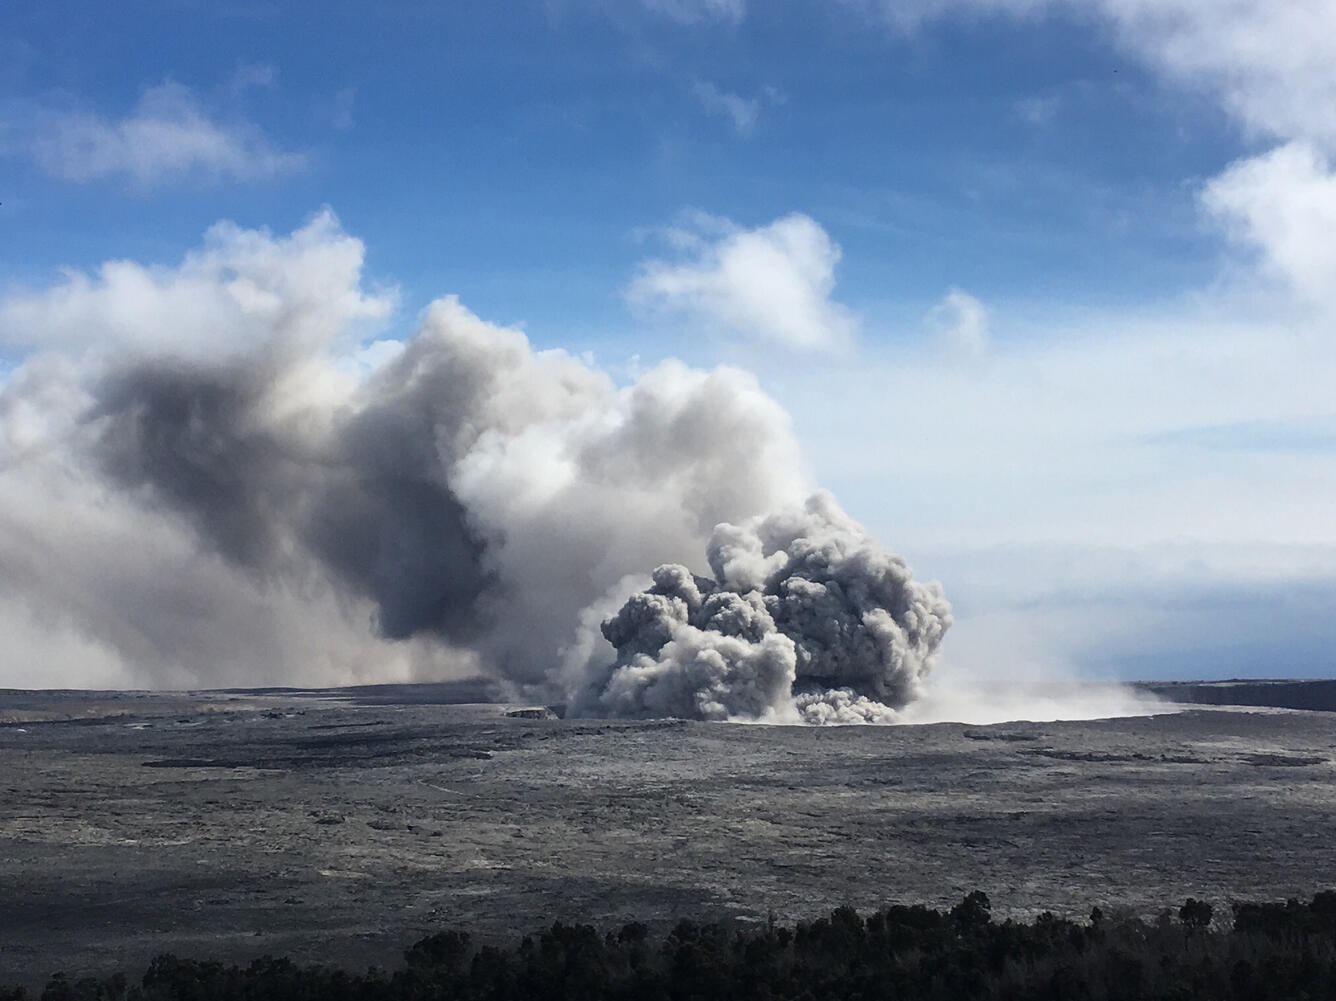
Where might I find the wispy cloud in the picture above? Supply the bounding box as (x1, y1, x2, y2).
(1014, 94, 1060, 127)
(641, 0, 744, 24)
(1092, 0, 1336, 154)
(842, 1, 1336, 151)
(226, 62, 278, 97)
(327, 87, 357, 131)
(628, 213, 857, 352)
(691, 81, 782, 135)
(836, 0, 1336, 324)
(20, 82, 304, 187)
(924, 288, 989, 360)
(1145, 416, 1336, 454)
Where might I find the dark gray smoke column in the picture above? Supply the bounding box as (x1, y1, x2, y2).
(579, 492, 952, 723)
(85, 352, 493, 646)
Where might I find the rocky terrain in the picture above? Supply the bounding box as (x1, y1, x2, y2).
(3, 686, 1336, 987)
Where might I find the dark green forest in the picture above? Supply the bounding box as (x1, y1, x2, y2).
(11, 892, 1336, 1001)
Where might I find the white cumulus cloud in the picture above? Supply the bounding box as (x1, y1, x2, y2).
(1203, 143, 1336, 313)
(0, 208, 392, 359)
(627, 213, 858, 352)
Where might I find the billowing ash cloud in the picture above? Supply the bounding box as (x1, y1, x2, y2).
(575, 493, 951, 722)
(0, 211, 949, 722)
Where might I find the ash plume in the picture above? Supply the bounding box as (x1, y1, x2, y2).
(577, 493, 952, 722)
(88, 355, 492, 643)
(0, 211, 951, 722)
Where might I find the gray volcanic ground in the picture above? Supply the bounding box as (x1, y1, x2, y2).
(4, 687, 1336, 987)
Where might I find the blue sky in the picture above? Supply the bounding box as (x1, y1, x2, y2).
(2, 0, 1335, 688)
(4, 1, 1225, 319)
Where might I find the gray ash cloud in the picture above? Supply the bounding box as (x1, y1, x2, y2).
(578, 492, 951, 722)
(0, 212, 949, 721)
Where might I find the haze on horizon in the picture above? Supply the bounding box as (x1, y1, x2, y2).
(1, 0, 1333, 704)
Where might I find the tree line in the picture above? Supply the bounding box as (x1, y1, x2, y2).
(9, 890, 1336, 1001)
